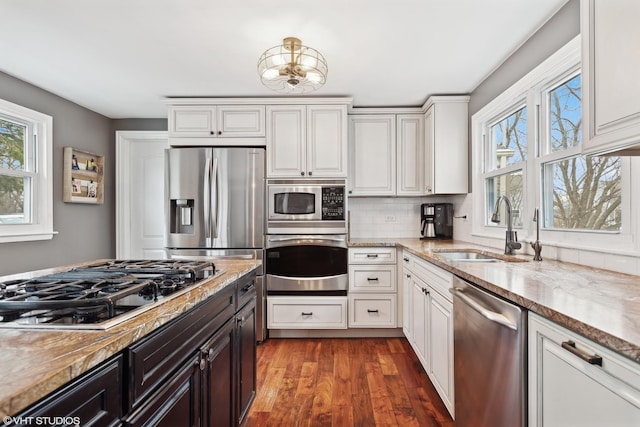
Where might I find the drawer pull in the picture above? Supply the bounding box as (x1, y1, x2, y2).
(366, 254, 379, 258)
(367, 309, 379, 313)
(561, 340, 603, 366)
(301, 312, 313, 316)
(367, 277, 379, 282)
(241, 281, 255, 292)
(403, 257, 409, 262)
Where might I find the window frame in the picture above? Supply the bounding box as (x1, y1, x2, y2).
(472, 36, 635, 254)
(0, 98, 54, 243)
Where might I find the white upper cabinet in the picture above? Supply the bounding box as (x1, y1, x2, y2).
(397, 114, 424, 196)
(348, 115, 396, 196)
(423, 96, 469, 195)
(267, 105, 347, 178)
(266, 105, 306, 177)
(168, 105, 265, 142)
(307, 105, 348, 178)
(349, 97, 467, 197)
(582, 0, 640, 155)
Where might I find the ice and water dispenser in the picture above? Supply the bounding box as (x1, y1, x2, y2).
(170, 199, 194, 234)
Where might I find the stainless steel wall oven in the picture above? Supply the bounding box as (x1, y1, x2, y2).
(265, 179, 348, 296)
(266, 235, 348, 296)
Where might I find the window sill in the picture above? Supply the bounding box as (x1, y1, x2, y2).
(0, 230, 58, 244)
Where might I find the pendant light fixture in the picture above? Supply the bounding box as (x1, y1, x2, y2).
(257, 37, 328, 93)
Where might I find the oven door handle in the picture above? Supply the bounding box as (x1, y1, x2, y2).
(268, 235, 345, 243)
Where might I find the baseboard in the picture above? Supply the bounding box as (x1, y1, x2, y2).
(266, 328, 405, 339)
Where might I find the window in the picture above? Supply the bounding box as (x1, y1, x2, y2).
(484, 106, 528, 229)
(472, 37, 632, 253)
(540, 73, 622, 232)
(0, 98, 54, 243)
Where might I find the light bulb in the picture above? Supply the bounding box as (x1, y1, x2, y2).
(261, 69, 279, 80)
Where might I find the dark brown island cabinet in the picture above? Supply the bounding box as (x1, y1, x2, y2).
(7, 271, 257, 427)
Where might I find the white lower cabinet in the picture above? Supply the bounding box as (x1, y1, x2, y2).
(267, 296, 347, 329)
(348, 247, 397, 328)
(528, 312, 640, 426)
(349, 294, 396, 328)
(402, 250, 454, 417)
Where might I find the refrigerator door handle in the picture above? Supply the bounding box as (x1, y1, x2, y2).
(203, 156, 212, 246)
(212, 157, 220, 238)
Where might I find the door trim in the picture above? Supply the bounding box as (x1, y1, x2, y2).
(115, 131, 168, 258)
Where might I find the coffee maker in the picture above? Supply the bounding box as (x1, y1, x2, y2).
(420, 204, 436, 239)
(420, 203, 453, 239)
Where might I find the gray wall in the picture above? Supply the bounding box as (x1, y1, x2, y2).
(469, 0, 580, 116)
(111, 119, 167, 133)
(0, 71, 113, 276)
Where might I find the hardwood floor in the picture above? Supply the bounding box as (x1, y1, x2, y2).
(244, 337, 454, 427)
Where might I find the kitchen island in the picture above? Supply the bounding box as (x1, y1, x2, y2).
(350, 238, 640, 363)
(0, 258, 261, 420)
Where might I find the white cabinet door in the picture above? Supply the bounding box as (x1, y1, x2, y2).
(397, 114, 424, 196)
(217, 105, 265, 137)
(266, 105, 306, 177)
(528, 313, 640, 427)
(349, 115, 396, 196)
(582, 0, 640, 155)
(170, 106, 217, 137)
(402, 269, 412, 339)
(411, 276, 429, 367)
(307, 105, 347, 177)
(428, 288, 454, 415)
(424, 97, 468, 195)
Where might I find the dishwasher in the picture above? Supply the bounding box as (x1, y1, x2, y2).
(450, 276, 527, 427)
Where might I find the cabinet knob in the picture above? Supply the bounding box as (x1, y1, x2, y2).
(406, 274, 411, 278)
(301, 171, 305, 176)
(403, 257, 409, 262)
(210, 131, 215, 135)
(308, 171, 312, 176)
(218, 131, 222, 135)
(199, 358, 206, 371)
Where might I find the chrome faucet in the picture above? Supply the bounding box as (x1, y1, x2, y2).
(491, 195, 522, 255)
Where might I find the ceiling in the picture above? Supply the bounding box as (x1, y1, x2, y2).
(1, 0, 568, 119)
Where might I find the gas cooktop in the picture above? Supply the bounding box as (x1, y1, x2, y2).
(0, 260, 219, 330)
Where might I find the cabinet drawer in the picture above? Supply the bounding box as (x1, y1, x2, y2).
(413, 257, 453, 302)
(349, 247, 396, 264)
(349, 265, 396, 292)
(267, 296, 347, 329)
(349, 294, 397, 328)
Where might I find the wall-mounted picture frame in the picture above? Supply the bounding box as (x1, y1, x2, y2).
(63, 146, 104, 204)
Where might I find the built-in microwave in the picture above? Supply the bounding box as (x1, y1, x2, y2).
(266, 179, 346, 234)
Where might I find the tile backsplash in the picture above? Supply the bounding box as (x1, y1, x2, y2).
(348, 197, 458, 239)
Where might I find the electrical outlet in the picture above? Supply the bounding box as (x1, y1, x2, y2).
(385, 215, 396, 223)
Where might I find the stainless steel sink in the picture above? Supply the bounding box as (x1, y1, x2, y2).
(436, 251, 503, 262)
(432, 249, 528, 263)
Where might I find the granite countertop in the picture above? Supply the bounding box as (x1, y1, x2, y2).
(350, 238, 640, 363)
(0, 259, 261, 419)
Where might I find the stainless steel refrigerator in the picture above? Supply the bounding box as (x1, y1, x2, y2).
(164, 147, 266, 342)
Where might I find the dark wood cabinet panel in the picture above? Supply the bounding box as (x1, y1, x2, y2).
(15, 354, 122, 427)
(202, 318, 235, 427)
(123, 354, 201, 427)
(237, 296, 256, 426)
(126, 284, 235, 412)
